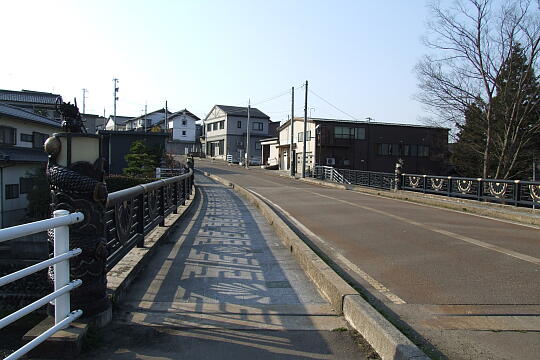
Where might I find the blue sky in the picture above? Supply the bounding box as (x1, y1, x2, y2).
(1, 1, 430, 124)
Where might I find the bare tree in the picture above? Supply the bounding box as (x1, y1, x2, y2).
(416, 0, 540, 178)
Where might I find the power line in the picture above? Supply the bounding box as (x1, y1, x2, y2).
(252, 89, 290, 106)
(308, 89, 358, 121)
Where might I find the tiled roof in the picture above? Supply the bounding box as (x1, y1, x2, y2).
(0, 103, 61, 127)
(0, 146, 48, 163)
(0, 89, 60, 105)
(214, 105, 269, 119)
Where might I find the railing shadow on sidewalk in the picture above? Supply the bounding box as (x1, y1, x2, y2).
(81, 174, 350, 359)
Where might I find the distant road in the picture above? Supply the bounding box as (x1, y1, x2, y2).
(198, 159, 540, 360)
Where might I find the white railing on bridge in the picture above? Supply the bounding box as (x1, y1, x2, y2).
(0, 210, 84, 360)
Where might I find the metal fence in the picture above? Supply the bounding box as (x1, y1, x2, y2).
(314, 166, 395, 190)
(0, 210, 84, 360)
(105, 168, 193, 271)
(313, 166, 540, 208)
(402, 174, 540, 208)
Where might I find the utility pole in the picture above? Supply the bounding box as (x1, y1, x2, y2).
(365, 117, 373, 171)
(302, 80, 308, 178)
(290, 87, 295, 176)
(82, 88, 88, 114)
(113, 78, 119, 130)
(246, 99, 251, 168)
(144, 103, 147, 132)
(165, 101, 168, 134)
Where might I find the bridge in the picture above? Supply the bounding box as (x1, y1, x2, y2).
(1, 157, 539, 360)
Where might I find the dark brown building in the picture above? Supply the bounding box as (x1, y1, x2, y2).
(313, 118, 449, 175)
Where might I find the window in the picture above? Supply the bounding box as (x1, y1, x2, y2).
(0, 126, 16, 145)
(219, 121, 225, 129)
(298, 131, 311, 142)
(5, 184, 19, 199)
(401, 144, 410, 156)
(252, 122, 263, 131)
(410, 144, 418, 156)
(377, 144, 399, 156)
(33, 132, 49, 149)
(334, 126, 354, 139)
(20, 133, 33, 142)
(354, 128, 365, 140)
(418, 145, 430, 157)
(20, 177, 34, 194)
(213, 123, 218, 131)
(182, 120, 187, 126)
(255, 142, 261, 150)
(182, 130, 186, 136)
(237, 120, 242, 128)
(207, 124, 211, 132)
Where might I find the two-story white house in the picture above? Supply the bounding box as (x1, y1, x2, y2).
(0, 104, 61, 228)
(203, 105, 272, 163)
(163, 109, 202, 155)
(275, 117, 316, 173)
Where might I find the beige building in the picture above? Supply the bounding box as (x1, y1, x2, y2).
(275, 117, 316, 174)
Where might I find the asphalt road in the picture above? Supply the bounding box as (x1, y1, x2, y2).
(197, 159, 540, 360)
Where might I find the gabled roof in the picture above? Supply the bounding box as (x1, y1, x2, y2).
(0, 89, 61, 105)
(207, 105, 270, 120)
(0, 103, 61, 127)
(107, 115, 134, 124)
(128, 108, 171, 122)
(169, 109, 201, 121)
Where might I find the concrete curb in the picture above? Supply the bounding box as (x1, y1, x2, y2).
(106, 188, 197, 305)
(300, 177, 540, 227)
(200, 170, 429, 360)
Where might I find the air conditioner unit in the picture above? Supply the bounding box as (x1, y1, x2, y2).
(326, 158, 335, 166)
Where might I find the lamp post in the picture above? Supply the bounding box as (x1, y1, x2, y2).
(44, 98, 111, 326)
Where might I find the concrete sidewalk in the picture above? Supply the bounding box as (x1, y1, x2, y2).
(81, 175, 374, 359)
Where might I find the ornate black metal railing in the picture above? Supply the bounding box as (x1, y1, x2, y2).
(104, 168, 194, 272)
(313, 165, 540, 208)
(402, 174, 540, 208)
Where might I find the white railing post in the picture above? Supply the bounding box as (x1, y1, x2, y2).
(53, 209, 70, 325)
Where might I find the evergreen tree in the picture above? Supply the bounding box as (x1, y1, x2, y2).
(491, 44, 540, 179)
(123, 140, 159, 178)
(452, 45, 540, 179)
(452, 102, 487, 177)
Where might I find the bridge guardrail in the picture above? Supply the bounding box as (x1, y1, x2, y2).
(314, 166, 394, 190)
(313, 166, 540, 208)
(0, 210, 84, 360)
(105, 168, 193, 272)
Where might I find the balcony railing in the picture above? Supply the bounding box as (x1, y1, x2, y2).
(0, 210, 84, 360)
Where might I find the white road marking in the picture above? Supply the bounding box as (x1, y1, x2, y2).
(200, 165, 540, 264)
(304, 191, 540, 267)
(246, 188, 407, 305)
